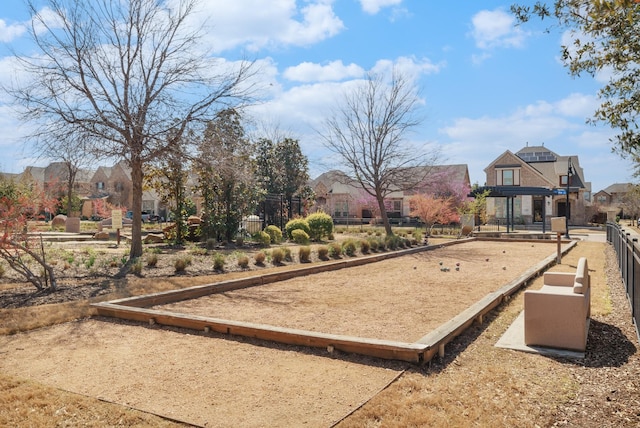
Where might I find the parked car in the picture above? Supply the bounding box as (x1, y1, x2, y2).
(126, 211, 158, 223)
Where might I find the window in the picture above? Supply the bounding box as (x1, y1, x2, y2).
(502, 170, 514, 186)
(96, 182, 105, 190)
(560, 175, 568, 185)
(114, 182, 124, 192)
(496, 168, 520, 186)
(597, 195, 607, 204)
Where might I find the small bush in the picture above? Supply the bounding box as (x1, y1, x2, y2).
(377, 238, 387, 251)
(236, 236, 244, 247)
(306, 212, 334, 241)
(299, 246, 311, 263)
(328, 242, 342, 258)
(253, 231, 271, 247)
(291, 229, 310, 244)
(213, 253, 225, 271)
(254, 251, 266, 265)
(368, 238, 379, 252)
(342, 240, 357, 256)
(317, 245, 329, 260)
(237, 254, 249, 268)
(190, 246, 208, 256)
(271, 248, 284, 264)
(360, 239, 370, 254)
(146, 253, 158, 267)
(284, 218, 310, 240)
(264, 225, 283, 244)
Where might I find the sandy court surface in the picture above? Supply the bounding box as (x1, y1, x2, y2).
(155, 240, 562, 342)
(0, 240, 563, 427)
(0, 319, 404, 427)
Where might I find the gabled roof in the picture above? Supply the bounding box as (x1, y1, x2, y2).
(602, 182, 633, 194)
(485, 149, 556, 187)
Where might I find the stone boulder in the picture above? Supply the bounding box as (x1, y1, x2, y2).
(93, 231, 110, 240)
(143, 233, 165, 244)
(51, 214, 67, 228)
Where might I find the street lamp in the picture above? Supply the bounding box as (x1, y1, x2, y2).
(565, 157, 574, 239)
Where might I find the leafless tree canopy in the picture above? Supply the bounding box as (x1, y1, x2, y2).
(321, 69, 438, 235)
(8, 0, 257, 258)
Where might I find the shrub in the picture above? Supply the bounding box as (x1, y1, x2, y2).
(264, 225, 283, 244)
(254, 251, 266, 265)
(146, 253, 158, 267)
(237, 254, 249, 268)
(385, 235, 404, 250)
(299, 246, 311, 263)
(306, 212, 334, 241)
(284, 218, 310, 240)
(213, 253, 225, 271)
(236, 236, 244, 247)
(368, 238, 379, 252)
(190, 246, 208, 256)
(317, 245, 329, 260)
(291, 229, 310, 244)
(360, 239, 370, 254)
(271, 248, 284, 264)
(328, 242, 342, 258)
(342, 239, 357, 256)
(253, 231, 271, 247)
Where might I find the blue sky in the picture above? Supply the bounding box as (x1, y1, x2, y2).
(0, 0, 635, 192)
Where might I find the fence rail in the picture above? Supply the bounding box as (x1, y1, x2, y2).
(606, 222, 640, 344)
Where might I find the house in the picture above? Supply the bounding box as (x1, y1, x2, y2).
(483, 145, 591, 226)
(308, 164, 471, 223)
(593, 183, 638, 220)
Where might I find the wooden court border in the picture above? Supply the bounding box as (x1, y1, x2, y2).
(92, 238, 576, 363)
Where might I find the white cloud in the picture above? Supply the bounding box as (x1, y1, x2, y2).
(0, 19, 26, 43)
(284, 60, 365, 82)
(470, 9, 526, 50)
(371, 56, 444, 83)
(190, 0, 344, 53)
(359, 0, 403, 15)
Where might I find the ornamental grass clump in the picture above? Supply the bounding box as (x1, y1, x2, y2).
(174, 255, 192, 273)
(254, 251, 266, 265)
(212, 253, 225, 271)
(280, 246, 292, 262)
(146, 253, 158, 268)
(271, 248, 285, 265)
(342, 239, 357, 257)
(237, 254, 249, 268)
(328, 242, 342, 258)
(317, 245, 329, 260)
(299, 246, 311, 263)
(360, 239, 370, 254)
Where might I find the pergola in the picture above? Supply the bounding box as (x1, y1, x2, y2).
(470, 186, 557, 233)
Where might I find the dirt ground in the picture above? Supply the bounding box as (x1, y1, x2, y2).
(0, 240, 567, 427)
(156, 241, 562, 342)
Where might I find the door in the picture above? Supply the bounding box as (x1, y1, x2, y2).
(533, 197, 544, 223)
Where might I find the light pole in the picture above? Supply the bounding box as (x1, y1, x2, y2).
(565, 157, 574, 239)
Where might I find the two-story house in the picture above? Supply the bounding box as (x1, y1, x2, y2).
(483, 145, 591, 226)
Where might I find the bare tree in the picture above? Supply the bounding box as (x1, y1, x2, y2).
(8, 0, 256, 259)
(320, 70, 438, 235)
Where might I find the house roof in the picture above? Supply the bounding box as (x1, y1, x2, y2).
(602, 182, 633, 194)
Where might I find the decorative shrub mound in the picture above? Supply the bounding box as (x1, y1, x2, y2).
(271, 248, 284, 264)
(264, 225, 283, 244)
(306, 212, 333, 241)
(291, 229, 310, 244)
(317, 245, 329, 260)
(253, 231, 271, 247)
(284, 218, 310, 240)
(328, 242, 342, 258)
(342, 239, 357, 256)
(254, 251, 266, 265)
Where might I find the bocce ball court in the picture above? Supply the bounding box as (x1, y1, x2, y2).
(93, 239, 574, 363)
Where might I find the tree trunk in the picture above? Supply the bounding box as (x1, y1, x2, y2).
(130, 156, 144, 259)
(376, 196, 393, 236)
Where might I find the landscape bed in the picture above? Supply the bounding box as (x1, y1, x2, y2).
(93, 239, 574, 363)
